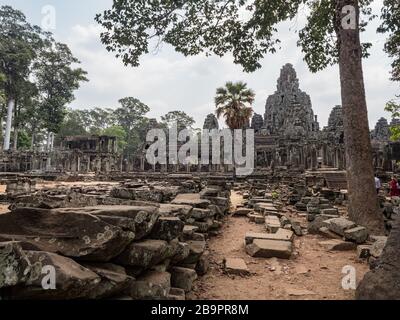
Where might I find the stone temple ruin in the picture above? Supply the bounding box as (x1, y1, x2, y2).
(0, 63, 399, 300)
(0, 63, 398, 176)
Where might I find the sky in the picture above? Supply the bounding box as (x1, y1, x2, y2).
(1, 0, 398, 129)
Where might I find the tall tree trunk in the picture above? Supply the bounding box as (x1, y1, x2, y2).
(46, 131, 51, 151)
(334, 0, 384, 234)
(13, 126, 18, 151)
(3, 97, 14, 151)
(30, 131, 35, 151)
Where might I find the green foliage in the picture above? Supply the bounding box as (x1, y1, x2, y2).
(0, 5, 45, 96)
(58, 97, 152, 156)
(385, 97, 400, 141)
(378, 0, 400, 82)
(0, 5, 87, 150)
(102, 125, 127, 151)
(161, 110, 195, 129)
(215, 81, 255, 129)
(16, 130, 31, 149)
(95, 0, 377, 73)
(34, 40, 88, 133)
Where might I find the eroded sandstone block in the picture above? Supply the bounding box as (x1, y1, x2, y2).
(150, 217, 185, 242)
(0, 241, 31, 289)
(8, 251, 101, 300)
(130, 271, 171, 300)
(246, 239, 292, 259)
(170, 267, 198, 292)
(115, 239, 176, 268)
(0, 207, 134, 262)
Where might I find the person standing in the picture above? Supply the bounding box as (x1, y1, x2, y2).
(389, 176, 400, 197)
(375, 176, 381, 194)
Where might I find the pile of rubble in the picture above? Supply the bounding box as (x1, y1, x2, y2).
(0, 177, 231, 300)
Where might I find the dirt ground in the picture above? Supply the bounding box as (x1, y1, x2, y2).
(191, 191, 368, 300)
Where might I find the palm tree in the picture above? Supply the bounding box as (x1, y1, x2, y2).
(215, 81, 255, 177)
(215, 81, 255, 129)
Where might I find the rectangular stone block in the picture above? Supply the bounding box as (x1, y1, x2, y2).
(265, 215, 281, 233)
(246, 239, 292, 259)
(245, 229, 294, 245)
(324, 217, 356, 236)
(344, 226, 368, 244)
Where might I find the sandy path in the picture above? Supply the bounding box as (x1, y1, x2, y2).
(192, 191, 368, 300)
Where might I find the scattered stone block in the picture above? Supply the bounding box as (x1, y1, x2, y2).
(172, 194, 210, 209)
(195, 250, 210, 276)
(224, 258, 250, 276)
(321, 208, 339, 216)
(265, 216, 281, 233)
(308, 214, 341, 234)
(115, 239, 175, 268)
(83, 263, 133, 299)
(0, 241, 31, 289)
(170, 267, 198, 293)
(234, 208, 253, 216)
(318, 240, 357, 251)
(370, 237, 387, 258)
(317, 227, 341, 239)
(357, 245, 371, 259)
(10, 251, 101, 300)
(191, 208, 212, 220)
(344, 226, 368, 244)
(324, 217, 356, 236)
(245, 229, 294, 245)
(0, 207, 134, 261)
(181, 240, 206, 264)
(182, 225, 199, 238)
(130, 271, 171, 300)
(246, 239, 292, 259)
(150, 217, 185, 241)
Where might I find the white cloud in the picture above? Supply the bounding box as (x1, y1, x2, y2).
(64, 10, 398, 131)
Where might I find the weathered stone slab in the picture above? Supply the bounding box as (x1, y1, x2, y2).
(265, 216, 281, 233)
(195, 250, 210, 276)
(0, 207, 133, 262)
(130, 271, 171, 300)
(83, 263, 133, 299)
(245, 229, 294, 245)
(56, 205, 159, 240)
(172, 194, 210, 209)
(9, 251, 101, 300)
(171, 242, 190, 264)
(115, 240, 176, 268)
(248, 214, 263, 223)
(191, 208, 213, 220)
(233, 208, 253, 216)
(182, 225, 199, 238)
(170, 267, 198, 292)
(320, 208, 339, 216)
(344, 226, 368, 244)
(324, 218, 356, 236)
(308, 214, 341, 234)
(370, 237, 387, 258)
(0, 241, 31, 289)
(318, 240, 357, 251)
(357, 245, 371, 259)
(246, 239, 292, 259)
(158, 204, 193, 220)
(180, 240, 206, 264)
(317, 227, 342, 239)
(150, 217, 185, 241)
(224, 258, 250, 276)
